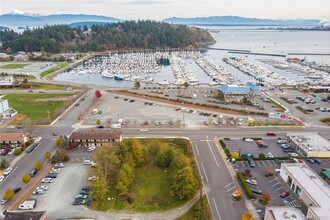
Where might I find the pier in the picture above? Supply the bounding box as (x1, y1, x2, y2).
(229, 51, 286, 57)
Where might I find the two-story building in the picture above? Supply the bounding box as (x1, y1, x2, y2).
(69, 130, 122, 147)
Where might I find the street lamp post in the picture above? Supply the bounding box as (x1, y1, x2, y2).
(182, 111, 185, 127)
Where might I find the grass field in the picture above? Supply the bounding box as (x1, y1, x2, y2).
(176, 196, 212, 220)
(0, 64, 28, 69)
(40, 63, 69, 77)
(5, 93, 74, 124)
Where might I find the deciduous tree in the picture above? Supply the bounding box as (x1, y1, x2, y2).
(22, 174, 31, 183)
(35, 161, 43, 170)
(116, 163, 134, 196)
(3, 188, 14, 200)
(242, 211, 254, 220)
(171, 166, 199, 199)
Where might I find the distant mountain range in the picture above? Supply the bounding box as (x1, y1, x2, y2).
(0, 11, 324, 30)
(0, 11, 121, 28)
(163, 16, 321, 26)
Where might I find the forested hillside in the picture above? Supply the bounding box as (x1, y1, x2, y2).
(0, 20, 215, 53)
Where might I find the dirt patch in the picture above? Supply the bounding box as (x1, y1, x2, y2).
(9, 114, 27, 125)
(109, 90, 247, 116)
(34, 96, 75, 102)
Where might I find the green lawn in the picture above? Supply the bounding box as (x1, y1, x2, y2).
(176, 196, 212, 220)
(5, 93, 74, 124)
(40, 62, 69, 77)
(0, 64, 28, 69)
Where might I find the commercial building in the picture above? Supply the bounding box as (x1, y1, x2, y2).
(286, 132, 330, 157)
(279, 163, 330, 220)
(69, 130, 123, 147)
(0, 99, 10, 114)
(218, 82, 260, 95)
(321, 168, 330, 185)
(0, 76, 18, 87)
(0, 132, 29, 147)
(264, 207, 305, 220)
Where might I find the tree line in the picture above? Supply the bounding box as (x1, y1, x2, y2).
(0, 20, 215, 54)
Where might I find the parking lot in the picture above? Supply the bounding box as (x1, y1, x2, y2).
(32, 163, 89, 215)
(224, 137, 290, 159)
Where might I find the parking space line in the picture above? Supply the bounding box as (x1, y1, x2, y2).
(225, 182, 235, 188)
(272, 182, 281, 187)
(267, 161, 272, 166)
(262, 161, 267, 166)
(241, 162, 245, 167)
(226, 186, 236, 192)
(272, 160, 277, 166)
(275, 186, 283, 191)
(256, 161, 261, 167)
(269, 177, 278, 183)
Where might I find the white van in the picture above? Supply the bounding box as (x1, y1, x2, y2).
(111, 124, 121, 129)
(19, 199, 37, 210)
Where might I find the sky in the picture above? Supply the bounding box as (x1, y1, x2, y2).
(1, 0, 330, 21)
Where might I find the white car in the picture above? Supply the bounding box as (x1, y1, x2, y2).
(4, 167, 13, 176)
(244, 138, 254, 142)
(155, 121, 160, 126)
(54, 163, 65, 168)
(87, 146, 96, 152)
(246, 179, 258, 186)
(160, 121, 165, 125)
(0, 199, 7, 205)
(33, 189, 45, 195)
(0, 176, 4, 183)
(42, 178, 53, 183)
(289, 153, 299, 157)
(139, 128, 148, 132)
(83, 160, 92, 165)
(36, 185, 49, 191)
(49, 169, 60, 174)
(8, 148, 15, 155)
(267, 152, 274, 158)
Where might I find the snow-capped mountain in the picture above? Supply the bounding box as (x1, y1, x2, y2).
(10, 9, 42, 17)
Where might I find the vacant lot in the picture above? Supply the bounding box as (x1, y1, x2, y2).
(0, 64, 28, 69)
(90, 138, 201, 212)
(5, 93, 75, 124)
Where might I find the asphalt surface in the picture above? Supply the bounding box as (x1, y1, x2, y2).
(1, 87, 330, 219)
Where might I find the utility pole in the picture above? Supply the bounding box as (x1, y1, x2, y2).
(182, 111, 185, 127)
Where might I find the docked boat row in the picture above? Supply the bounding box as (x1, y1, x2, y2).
(170, 55, 199, 86)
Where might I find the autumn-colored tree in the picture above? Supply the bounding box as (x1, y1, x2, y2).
(267, 168, 273, 174)
(232, 152, 239, 160)
(3, 188, 14, 200)
(44, 152, 51, 160)
(95, 90, 102, 98)
(262, 193, 272, 201)
(232, 189, 243, 201)
(22, 174, 31, 183)
(242, 211, 254, 220)
(35, 161, 43, 170)
(55, 136, 64, 147)
(96, 119, 101, 125)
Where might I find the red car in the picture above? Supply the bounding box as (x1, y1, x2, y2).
(280, 191, 289, 198)
(1, 148, 10, 156)
(267, 132, 276, 136)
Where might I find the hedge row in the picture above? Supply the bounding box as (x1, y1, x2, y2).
(237, 172, 256, 199)
(219, 140, 232, 159)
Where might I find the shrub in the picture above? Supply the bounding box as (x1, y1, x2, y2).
(262, 193, 272, 201)
(237, 172, 256, 199)
(14, 148, 23, 156)
(223, 137, 231, 140)
(0, 158, 9, 169)
(265, 173, 274, 177)
(219, 140, 226, 148)
(258, 153, 266, 159)
(35, 161, 43, 170)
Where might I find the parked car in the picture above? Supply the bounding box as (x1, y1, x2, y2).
(52, 132, 57, 136)
(87, 146, 96, 152)
(0, 176, 4, 183)
(251, 188, 262, 195)
(246, 179, 258, 186)
(8, 148, 15, 155)
(4, 167, 13, 176)
(49, 169, 60, 174)
(75, 194, 88, 199)
(244, 138, 254, 142)
(82, 186, 91, 192)
(313, 158, 321, 164)
(0, 199, 8, 205)
(73, 198, 86, 205)
(83, 160, 92, 165)
(30, 170, 38, 177)
(266, 152, 274, 158)
(33, 189, 45, 195)
(1, 148, 10, 156)
(139, 128, 148, 132)
(280, 191, 290, 198)
(54, 163, 65, 168)
(13, 187, 22, 194)
(46, 173, 57, 179)
(42, 178, 53, 183)
(248, 159, 255, 168)
(36, 185, 49, 191)
(306, 158, 315, 164)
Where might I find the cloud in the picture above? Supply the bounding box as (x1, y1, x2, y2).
(118, 0, 169, 5)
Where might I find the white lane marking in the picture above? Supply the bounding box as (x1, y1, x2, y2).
(272, 160, 277, 166)
(194, 143, 200, 156)
(275, 186, 283, 191)
(201, 163, 209, 183)
(272, 182, 281, 187)
(256, 161, 261, 167)
(241, 162, 245, 167)
(226, 186, 236, 192)
(206, 140, 219, 167)
(213, 197, 222, 220)
(225, 182, 235, 188)
(269, 177, 278, 183)
(267, 161, 272, 166)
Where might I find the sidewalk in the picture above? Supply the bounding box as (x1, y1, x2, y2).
(214, 137, 261, 220)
